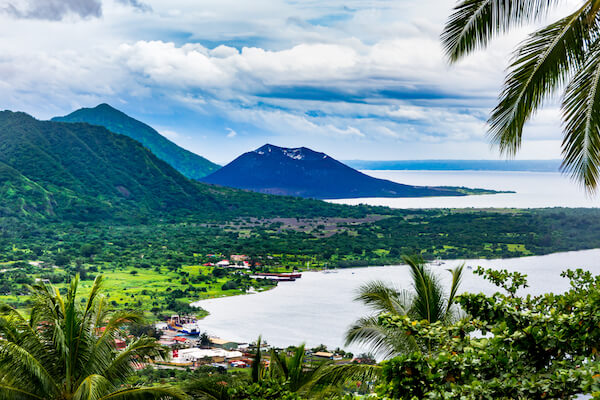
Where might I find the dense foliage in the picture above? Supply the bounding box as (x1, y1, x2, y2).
(0, 275, 185, 399)
(52, 103, 220, 179)
(377, 267, 600, 399)
(0, 110, 380, 222)
(346, 256, 463, 358)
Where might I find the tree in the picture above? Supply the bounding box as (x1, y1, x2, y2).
(376, 267, 600, 399)
(345, 255, 464, 358)
(251, 336, 264, 384)
(443, 0, 600, 190)
(199, 332, 211, 348)
(0, 275, 186, 399)
(269, 345, 332, 393)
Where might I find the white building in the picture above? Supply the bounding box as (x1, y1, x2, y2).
(173, 348, 243, 363)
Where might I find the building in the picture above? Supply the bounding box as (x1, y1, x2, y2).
(210, 337, 243, 350)
(172, 348, 244, 364)
(313, 351, 335, 360)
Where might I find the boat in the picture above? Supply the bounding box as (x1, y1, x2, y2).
(250, 274, 296, 281)
(168, 315, 202, 336)
(254, 272, 302, 279)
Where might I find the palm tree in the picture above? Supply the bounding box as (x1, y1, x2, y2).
(442, 0, 600, 190)
(0, 275, 186, 400)
(345, 255, 463, 358)
(268, 344, 332, 394)
(250, 336, 264, 384)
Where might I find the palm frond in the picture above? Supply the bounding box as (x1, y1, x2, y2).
(72, 374, 113, 400)
(561, 38, 600, 190)
(0, 340, 59, 397)
(99, 386, 188, 400)
(488, 3, 597, 156)
(251, 336, 262, 383)
(183, 378, 230, 400)
(310, 363, 382, 388)
(405, 255, 446, 323)
(100, 337, 167, 383)
(447, 264, 465, 312)
(442, 0, 560, 62)
(288, 344, 308, 392)
(354, 281, 409, 316)
(268, 348, 288, 381)
(0, 384, 44, 400)
(344, 316, 406, 359)
(93, 310, 144, 354)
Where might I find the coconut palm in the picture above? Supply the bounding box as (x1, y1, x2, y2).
(442, 0, 600, 190)
(268, 344, 332, 393)
(345, 255, 464, 359)
(0, 275, 186, 400)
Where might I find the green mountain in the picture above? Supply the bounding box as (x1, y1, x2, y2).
(52, 103, 220, 179)
(0, 111, 371, 222)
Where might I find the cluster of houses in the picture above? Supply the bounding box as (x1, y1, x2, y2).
(151, 317, 346, 370)
(154, 318, 254, 369)
(203, 254, 252, 270)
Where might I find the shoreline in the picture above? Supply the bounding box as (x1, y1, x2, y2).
(189, 247, 600, 320)
(189, 248, 600, 350)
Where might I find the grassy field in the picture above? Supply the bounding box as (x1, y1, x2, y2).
(0, 263, 277, 319)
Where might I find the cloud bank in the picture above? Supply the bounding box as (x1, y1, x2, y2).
(0, 0, 572, 162)
(1, 0, 149, 20)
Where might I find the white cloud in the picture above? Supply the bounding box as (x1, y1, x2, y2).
(226, 127, 237, 138)
(0, 0, 576, 160)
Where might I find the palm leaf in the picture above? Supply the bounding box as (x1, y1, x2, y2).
(310, 363, 382, 388)
(100, 337, 167, 383)
(0, 384, 44, 400)
(270, 348, 290, 381)
(99, 387, 187, 400)
(354, 281, 410, 316)
(442, 0, 560, 62)
(488, 3, 597, 156)
(72, 374, 114, 400)
(345, 316, 407, 359)
(405, 255, 446, 323)
(0, 340, 59, 397)
(447, 264, 465, 312)
(561, 38, 600, 189)
(251, 336, 262, 383)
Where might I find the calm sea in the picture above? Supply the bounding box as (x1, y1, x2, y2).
(328, 170, 600, 208)
(193, 249, 600, 355)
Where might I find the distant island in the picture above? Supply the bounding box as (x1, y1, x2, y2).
(201, 144, 509, 199)
(344, 159, 562, 172)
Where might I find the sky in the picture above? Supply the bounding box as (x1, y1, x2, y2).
(0, 0, 580, 164)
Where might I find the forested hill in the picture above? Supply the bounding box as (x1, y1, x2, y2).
(202, 144, 501, 199)
(0, 111, 379, 222)
(52, 103, 220, 179)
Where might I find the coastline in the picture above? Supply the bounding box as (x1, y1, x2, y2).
(190, 248, 600, 351)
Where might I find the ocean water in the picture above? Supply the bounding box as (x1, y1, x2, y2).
(192, 249, 600, 354)
(327, 170, 600, 208)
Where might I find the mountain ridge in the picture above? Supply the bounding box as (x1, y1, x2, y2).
(52, 103, 220, 179)
(202, 144, 499, 199)
(0, 112, 377, 222)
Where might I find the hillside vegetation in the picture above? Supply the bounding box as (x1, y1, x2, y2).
(0, 111, 382, 222)
(52, 103, 220, 179)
